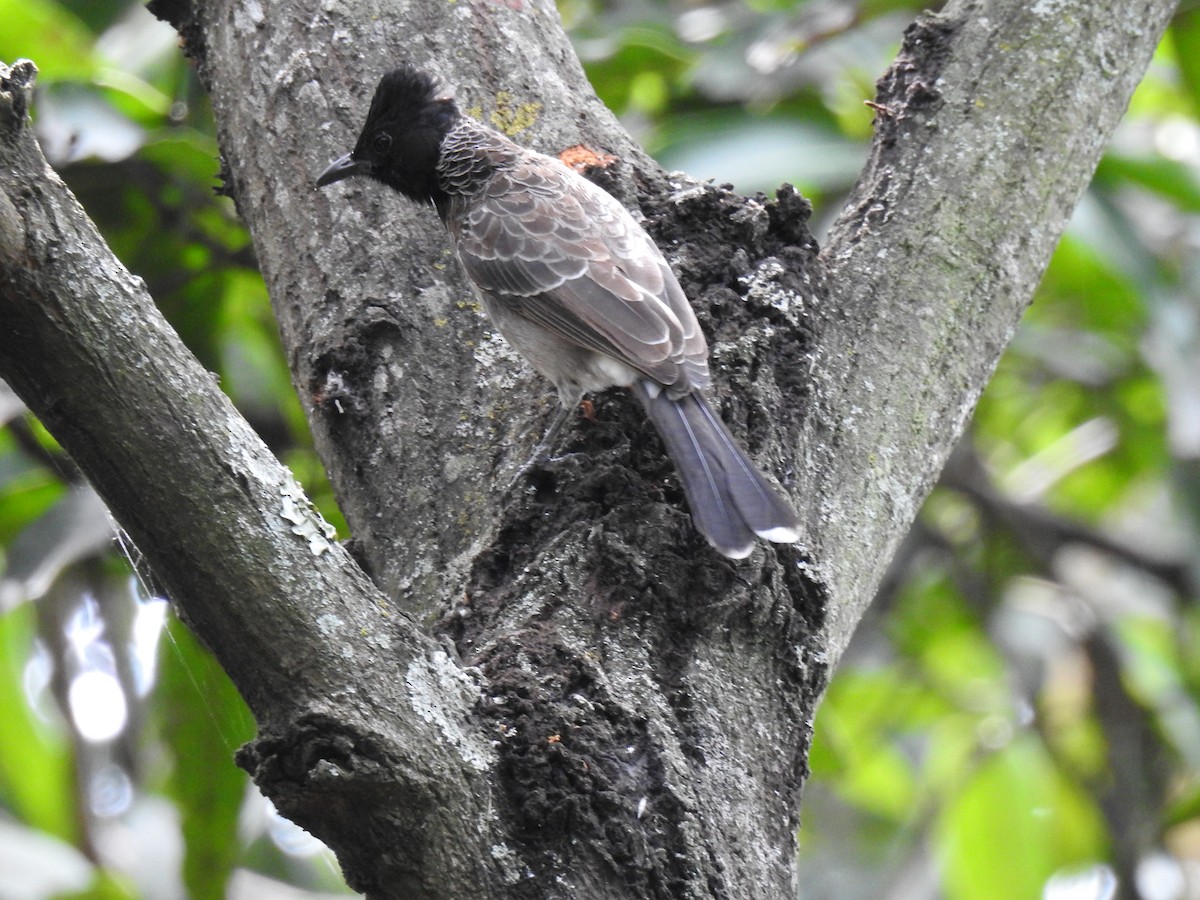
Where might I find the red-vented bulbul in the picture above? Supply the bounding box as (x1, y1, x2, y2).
(317, 65, 800, 559)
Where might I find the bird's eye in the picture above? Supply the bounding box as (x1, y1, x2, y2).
(372, 132, 393, 154)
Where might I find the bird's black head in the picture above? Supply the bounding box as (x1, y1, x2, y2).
(316, 65, 459, 205)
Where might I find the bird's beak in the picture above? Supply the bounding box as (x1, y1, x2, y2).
(316, 153, 363, 187)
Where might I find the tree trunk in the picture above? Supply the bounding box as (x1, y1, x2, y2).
(0, 0, 1176, 895)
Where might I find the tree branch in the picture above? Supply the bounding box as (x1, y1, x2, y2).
(162, 3, 827, 895)
(814, 0, 1178, 660)
(0, 58, 500, 898)
(0, 0, 1181, 892)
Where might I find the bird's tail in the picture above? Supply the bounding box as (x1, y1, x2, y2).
(632, 380, 801, 559)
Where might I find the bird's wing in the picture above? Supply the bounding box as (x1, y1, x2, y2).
(448, 155, 710, 392)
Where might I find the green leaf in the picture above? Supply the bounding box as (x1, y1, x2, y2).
(1170, 9, 1200, 118)
(811, 668, 922, 820)
(0, 603, 76, 841)
(936, 737, 1107, 900)
(0, 458, 64, 547)
(55, 867, 140, 900)
(1096, 154, 1200, 214)
(655, 115, 866, 196)
(0, 0, 97, 80)
(154, 616, 255, 900)
(1164, 778, 1200, 829)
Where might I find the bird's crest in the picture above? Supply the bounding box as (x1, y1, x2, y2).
(365, 65, 446, 128)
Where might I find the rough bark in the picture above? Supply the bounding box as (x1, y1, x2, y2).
(0, 58, 498, 898)
(161, 1, 825, 895)
(813, 0, 1179, 661)
(0, 0, 1178, 896)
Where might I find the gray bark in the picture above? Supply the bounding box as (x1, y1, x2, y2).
(813, 1, 1177, 662)
(0, 0, 1177, 895)
(0, 58, 497, 898)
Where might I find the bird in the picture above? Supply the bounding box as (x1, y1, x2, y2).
(316, 64, 801, 559)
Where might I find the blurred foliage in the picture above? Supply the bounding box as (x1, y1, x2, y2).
(0, 0, 1198, 898)
(0, 1, 348, 897)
